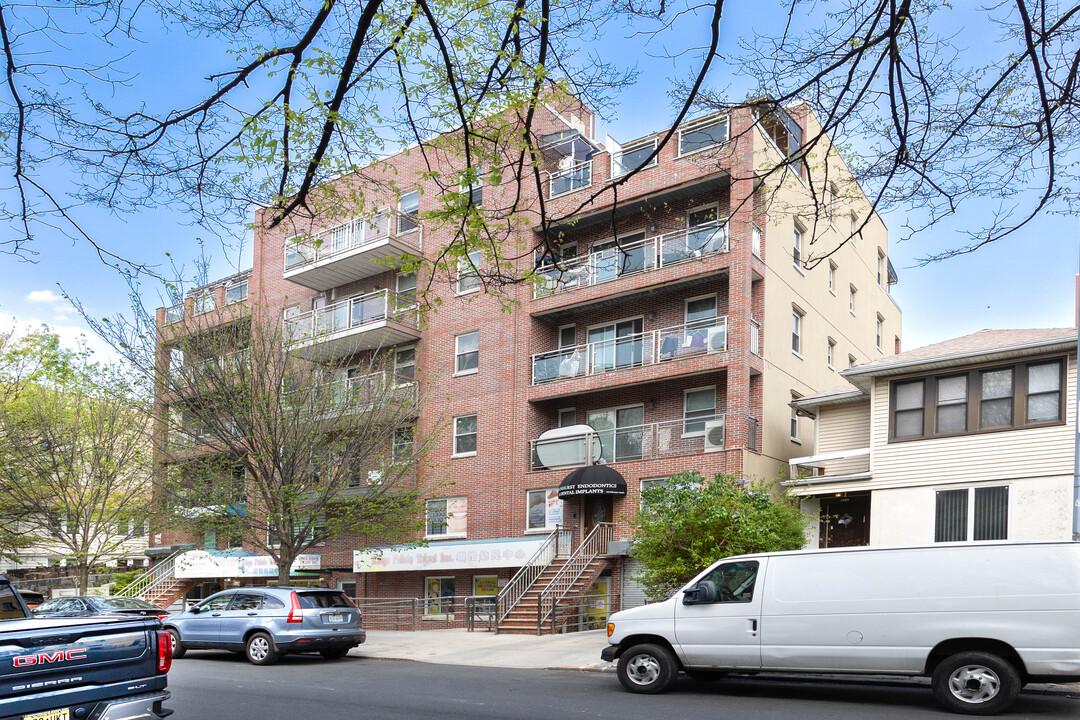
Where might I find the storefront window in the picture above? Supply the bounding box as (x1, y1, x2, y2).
(527, 488, 562, 530)
(425, 576, 454, 615)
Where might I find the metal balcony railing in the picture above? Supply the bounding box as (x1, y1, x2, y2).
(751, 318, 762, 356)
(163, 303, 185, 325)
(548, 160, 592, 198)
(282, 289, 418, 345)
(283, 212, 423, 272)
(531, 317, 727, 385)
(534, 219, 729, 297)
(528, 414, 727, 471)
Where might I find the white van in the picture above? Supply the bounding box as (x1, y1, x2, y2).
(601, 541, 1080, 714)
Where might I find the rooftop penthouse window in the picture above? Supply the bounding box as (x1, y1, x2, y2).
(611, 138, 658, 176)
(678, 115, 729, 156)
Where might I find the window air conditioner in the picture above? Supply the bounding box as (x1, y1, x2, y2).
(706, 326, 727, 354)
(703, 418, 726, 452)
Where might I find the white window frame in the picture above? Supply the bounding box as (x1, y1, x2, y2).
(454, 331, 479, 376)
(424, 576, 455, 616)
(791, 307, 804, 357)
(526, 487, 562, 531)
(790, 394, 802, 443)
(827, 338, 836, 369)
(394, 346, 416, 384)
(398, 189, 420, 234)
(684, 293, 718, 326)
(792, 224, 803, 270)
(459, 168, 483, 207)
(225, 281, 248, 305)
(456, 250, 482, 295)
(682, 386, 717, 437)
(557, 408, 576, 427)
(877, 251, 886, 287)
(849, 285, 857, 315)
(452, 413, 477, 457)
(828, 261, 836, 294)
(677, 115, 730, 157)
(425, 496, 467, 539)
(612, 138, 659, 177)
(751, 224, 762, 258)
(876, 314, 884, 351)
(193, 292, 215, 315)
(392, 425, 414, 462)
(827, 183, 838, 225)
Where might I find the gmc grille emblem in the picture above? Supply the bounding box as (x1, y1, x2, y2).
(12, 648, 87, 667)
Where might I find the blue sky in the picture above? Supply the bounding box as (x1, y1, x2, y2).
(1, 2, 1076, 358)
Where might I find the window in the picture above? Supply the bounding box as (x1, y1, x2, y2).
(558, 325, 576, 348)
(557, 408, 576, 427)
(936, 375, 968, 433)
(877, 251, 885, 287)
(980, 368, 1013, 428)
(792, 225, 803, 267)
(395, 347, 416, 383)
(790, 392, 802, 441)
(890, 359, 1063, 441)
(225, 282, 248, 305)
(827, 184, 838, 224)
(678, 115, 729, 155)
(849, 213, 859, 245)
(455, 331, 479, 374)
(612, 139, 658, 176)
(527, 488, 562, 530)
(425, 577, 454, 615)
(828, 261, 836, 293)
(849, 285, 857, 314)
(791, 308, 804, 355)
(827, 338, 836, 369)
(893, 380, 925, 438)
(683, 387, 716, 435)
(460, 169, 482, 207)
(193, 292, 215, 315)
(426, 497, 467, 537)
(453, 414, 477, 456)
(935, 486, 1009, 542)
(700, 561, 759, 603)
(396, 272, 417, 303)
(876, 314, 884, 351)
(397, 189, 419, 233)
(392, 426, 414, 462)
(268, 513, 326, 547)
(848, 354, 857, 370)
(457, 250, 482, 294)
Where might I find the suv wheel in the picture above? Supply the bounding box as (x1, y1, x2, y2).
(245, 632, 280, 666)
(167, 628, 186, 659)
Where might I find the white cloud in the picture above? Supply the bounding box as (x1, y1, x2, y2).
(9, 317, 119, 364)
(26, 289, 64, 304)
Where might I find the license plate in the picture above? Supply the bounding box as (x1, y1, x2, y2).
(326, 613, 345, 624)
(24, 709, 69, 720)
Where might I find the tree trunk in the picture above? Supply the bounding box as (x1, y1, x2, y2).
(277, 556, 291, 586)
(78, 564, 90, 595)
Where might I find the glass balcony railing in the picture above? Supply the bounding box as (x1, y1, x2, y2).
(531, 317, 728, 385)
(534, 219, 728, 298)
(283, 212, 422, 272)
(282, 289, 418, 345)
(528, 414, 727, 471)
(549, 160, 592, 198)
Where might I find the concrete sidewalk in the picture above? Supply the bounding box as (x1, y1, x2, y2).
(352, 629, 1080, 697)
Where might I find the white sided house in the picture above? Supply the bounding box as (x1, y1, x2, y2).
(787, 328, 1076, 547)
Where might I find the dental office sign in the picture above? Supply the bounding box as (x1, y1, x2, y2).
(354, 539, 543, 572)
(174, 550, 322, 578)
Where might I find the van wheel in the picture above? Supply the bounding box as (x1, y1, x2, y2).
(245, 632, 280, 666)
(167, 628, 186, 659)
(617, 643, 679, 694)
(931, 651, 1021, 715)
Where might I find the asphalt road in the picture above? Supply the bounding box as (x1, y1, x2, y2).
(166, 651, 1080, 720)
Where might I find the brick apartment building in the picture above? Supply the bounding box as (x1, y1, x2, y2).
(150, 92, 901, 630)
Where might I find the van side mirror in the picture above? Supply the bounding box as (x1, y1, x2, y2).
(682, 580, 718, 605)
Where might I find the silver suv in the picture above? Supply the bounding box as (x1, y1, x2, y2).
(165, 587, 364, 665)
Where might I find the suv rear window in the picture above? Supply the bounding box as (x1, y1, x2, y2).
(296, 592, 351, 609)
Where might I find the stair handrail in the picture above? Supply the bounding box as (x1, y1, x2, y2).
(536, 522, 614, 633)
(114, 550, 185, 599)
(495, 524, 574, 631)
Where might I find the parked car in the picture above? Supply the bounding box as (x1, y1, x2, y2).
(165, 586, 365, 665)
(601, 541, 1080, 715)
(33, 595, 170, 619)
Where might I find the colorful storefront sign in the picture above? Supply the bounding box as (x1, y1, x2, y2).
(354, 538, 544, 572)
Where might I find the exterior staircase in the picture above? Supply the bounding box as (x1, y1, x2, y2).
(495, 522, 615, 635)
(114, 550, 197, 609)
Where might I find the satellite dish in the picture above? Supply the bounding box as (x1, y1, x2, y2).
(536, 424, 602, 469)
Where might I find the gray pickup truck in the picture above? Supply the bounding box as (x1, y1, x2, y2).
(0, 575, 172, 720)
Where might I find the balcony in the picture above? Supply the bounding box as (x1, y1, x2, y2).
(531, 317, 727, 386)
(786, 448, 871, 488)
(548, 159, 592, 198)
(170, 350, 249, 390)
(534, 219, 728, 301)
(283, 289, 420, 362)
(320, 372, 419, 416)
(283, 214, 422, 292)
(528, 415, 727, 471)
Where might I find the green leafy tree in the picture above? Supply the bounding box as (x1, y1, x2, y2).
(0, 331, 154, 593)
(629, 472, 807, 600)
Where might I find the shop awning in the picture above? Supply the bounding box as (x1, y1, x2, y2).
(558, 465, 627, 499)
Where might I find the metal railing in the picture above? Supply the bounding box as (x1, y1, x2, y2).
(529, 414, 726, 471)
(114, 550, 184, 600)
(321, 372, 418, 411)
(170, 349, 249, 387)
(163, 303, 185, 325)
(549, 160, 592, 197)
(532, 317, 728, 385)
(283, 212, 423, 272)
(536, 522, 614, 633)
(750, 318, 762, 356)
(495, 525, 573, 631)
(534, 219, 729, 297)
(283, 289, 418, 345)
(550, 590, 621, 633)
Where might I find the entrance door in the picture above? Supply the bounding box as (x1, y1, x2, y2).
(818, 494, 871, 548)
(583, 496, 610, 537)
